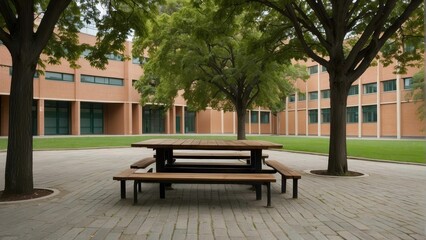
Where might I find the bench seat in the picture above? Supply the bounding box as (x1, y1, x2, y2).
(157, 152, 269, 160)
(113, 170, 276, 207)
(130, 157, 156, 169)
(265, 160, 301, 198)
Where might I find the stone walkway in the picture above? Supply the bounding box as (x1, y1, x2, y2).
(0, 148, 425, 240)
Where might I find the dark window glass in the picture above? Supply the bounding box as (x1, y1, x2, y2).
(309, 92, 318, 100)
(251, 111, 259, 123)
(362, 105, 377, 123)
(45, 72, 74, 82)
(308, 65, 318, 75)
(348, 85, 359, 95)
(80, 102, 104, 134)
(363, 83, 377, 94)
(298, 93, 306, 101)
(81, 74, 123, 86)
(403, 77, 413, 89)
(347, 106, 359, 123)
(185, 109, 196, 133)
(289, 94, 295, 102)
(260, 112, 270, 124)
(383, 80, 396, 92)
(44, 101, 70, 135)
(308, 109, 318, 123)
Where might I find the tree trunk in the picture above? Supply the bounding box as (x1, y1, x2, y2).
(236, 107, 247, 140)
(327, 77, 349, 175)
(4, 56, 36, 194)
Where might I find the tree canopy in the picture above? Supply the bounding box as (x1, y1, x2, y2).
(214, 0, 424, 174)
(0, 0, 160, 195)
(133, 2, 308, 139)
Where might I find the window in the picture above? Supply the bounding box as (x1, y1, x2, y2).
(321, 108, 330, 123)
(383, 79, 396, 92)
(403, 77, 413, 89)
(363, 83, 377, 94)
(309, 91, 318, 100)
(348, 85, 359, 95)
(321, 90, 330, 99)
(321, 65, 327, 72)
(81, 74, 124, 86)
(308, 65, 318, 75)
(298, 93, 306, 101)
(185, 109, 196, 133)
(105, 53, 123, 61)
(80, 102, 104, 134)
(44, 101, 70, 135)
(260, 112, 270, 124)
(289, 94, 295, 102)
(308, 109, 318, 123)
(250, 111, 259, 123)
(347, 107, 358, 123)
(132, 56, 149, 65)
(362, 105, 377, 123)
(45, 71, 74, 82)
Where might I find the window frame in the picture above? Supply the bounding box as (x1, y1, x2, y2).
(362, 105, 377, 123)
(308, 109, 318, 124)
(382, 79, 397, 92)
(81, 74, 124, 86)
(45, 71, 74, 82)
(308, 91, 318, 100)
(363, 83, 377, 94)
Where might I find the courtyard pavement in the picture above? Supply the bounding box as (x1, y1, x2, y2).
(0, 148, 425, 240)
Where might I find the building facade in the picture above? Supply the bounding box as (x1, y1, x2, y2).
(0, 33, 424, 138)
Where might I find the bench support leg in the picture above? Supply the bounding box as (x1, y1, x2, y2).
(160, 183, 165, 199)
(266, 183, 271, 207)
(281, 176, 286, 193)
(120, 180, 126, 199)
(293, 179, 298, 198)
(138, 182, 142, 193)
(255, 184, 262, 200)
(133, 181, 138, 204)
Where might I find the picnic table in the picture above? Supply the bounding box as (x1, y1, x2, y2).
(131, 139, 283, 199)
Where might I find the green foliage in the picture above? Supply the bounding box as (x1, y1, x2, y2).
(410, 69, 425, 122)
(133, 1, 308, 114)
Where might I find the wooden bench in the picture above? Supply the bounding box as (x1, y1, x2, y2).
(130, 157, 156, 169)
(170, 152, 269, 160)
(113, 170, 276, 207)
(265, 160, 301, 198)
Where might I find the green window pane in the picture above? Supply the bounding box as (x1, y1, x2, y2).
(309, 109, 318, 123)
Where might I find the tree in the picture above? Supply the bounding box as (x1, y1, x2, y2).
(0, 0, 158, 195)
(410, 69, 425, 123)
(216, 0, 424, 174)
(133, 2, 308, 139)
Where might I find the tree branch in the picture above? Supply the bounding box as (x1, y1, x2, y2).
(0, 0, 17, 31)
(34, 0, 72, 57)
(0, 28, 11, 48)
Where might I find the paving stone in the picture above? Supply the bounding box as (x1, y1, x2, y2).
(0, 148, 424, 240)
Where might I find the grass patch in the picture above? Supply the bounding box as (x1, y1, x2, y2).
(0, 135, 424, 163)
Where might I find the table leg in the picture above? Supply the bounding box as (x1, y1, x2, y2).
(251, 150, 263, 199)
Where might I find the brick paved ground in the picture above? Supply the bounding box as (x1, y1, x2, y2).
(0, 148, 425, 240)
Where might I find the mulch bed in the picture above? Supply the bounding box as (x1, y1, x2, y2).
(0, 189, 53, 202)
(310, 170, 364, 177)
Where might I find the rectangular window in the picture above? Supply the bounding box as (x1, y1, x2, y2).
(383, 79, 396, 92)
(347, 106, 359, 123)
(321, 90, 330, 99)
(289, 94, 295, 102)
(309, 91, 318, 100)
(321, 108, 330, 123)
(362, 105, 377, 123)
(81, 74, 124, 86)
(298, 93, 306, 101)
(321, 65, 327, 72)
(404, 77, 413, 89)
(348, 85, 359, 95)
(80, 102, 104, 134)
(250, 111, 259, 123)
(185, 109, 196, 133)
(260, 112, 270, 124)
(363, 83, 377, 94)
(44, 101, 70, 135)
(45, 71, 74, 82)
(105, 53, 123, 61)
(308, 65, 318, 75)
(132, 56, 149, 65)
(308, 109, 318, 124)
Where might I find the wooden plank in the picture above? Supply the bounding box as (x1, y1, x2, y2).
(127, 172, 276, 182)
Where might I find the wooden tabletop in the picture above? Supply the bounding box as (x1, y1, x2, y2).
(131, 139, 282, 150)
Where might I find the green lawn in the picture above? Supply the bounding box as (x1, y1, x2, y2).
(0, 135, 424, 163)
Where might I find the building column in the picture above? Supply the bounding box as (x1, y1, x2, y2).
(358, 80, 362, 138)
(317, 64, 321, 136)
(258, 107, 261, 135)
(376, 60, 381, 138)
(38, 99, 45, 136)
(181, 106, 185, 134)
(71, 101, 80, 135)
(233, 111, 236, 134)
(221, 110, 224, 134)
(285, 97, 289, 136)
(295, 93, 298, 136)
(306, 84, 309, 136)
(396, 73, 401, 139)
